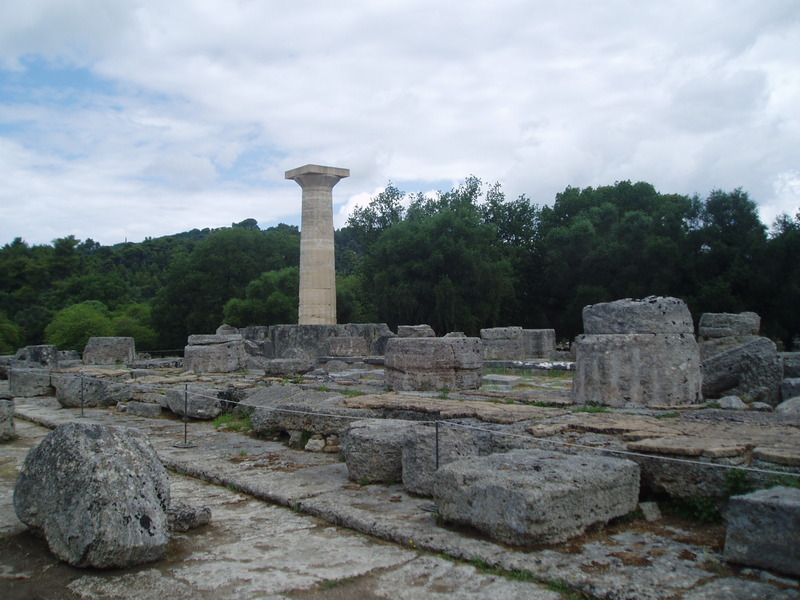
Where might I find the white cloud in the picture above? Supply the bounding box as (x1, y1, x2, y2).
(0, 0, 799, 245)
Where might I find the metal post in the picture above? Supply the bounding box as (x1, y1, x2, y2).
(435, 413, 440, 471)
(174, 383, 195, 448)
(79, 373, 86, 418)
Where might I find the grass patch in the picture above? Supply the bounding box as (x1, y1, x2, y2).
(654, 411, 681, 419)
(212, 413, 251, 433)
(319, 576, 357, 589)
(438, 385, 450, 399)
(661, 496, 722, 524)
(771, 473, 800, 488)
(338, 388, 366, 398)
(574, 403, 610, 414)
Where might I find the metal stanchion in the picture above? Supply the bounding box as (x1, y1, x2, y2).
(174, 383, 195, 448)
(78, 372, 86, 418)
(435, 413, 440, 471)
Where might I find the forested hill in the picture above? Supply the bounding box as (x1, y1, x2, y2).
(1, 180, 799, 354)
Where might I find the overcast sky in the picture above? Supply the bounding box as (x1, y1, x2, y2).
(1, 0, 798, 247)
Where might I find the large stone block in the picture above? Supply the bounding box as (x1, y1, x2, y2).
(268, 323, 394, 358)
(165, 385, 224, 419)
(0, 399, 14, 441)
(385, 337, 483, 392)
(82, 337, 136, 365)
(401, 423, 493, 497)
(781, 377, 800, 402)
(397, 324, 436, 338)
(698, 312, 760, 339)
(184, 339, 246, 373)
(13, 423, 170, 568)
(524, 329, 556, 358)
(434, 450, 640, 545)
(572, 333, 702, 407)
(583, 296, 694, 335)
(325, 336, 368, 357)
(52, 373, 131, 408)
(14, 345, 60, 367)
(9, 368, 52, 397)
(783, 352, 800, 378)
(724, 486, 800, 577)
(340, 419, 414, 483)
(701, 337, 783, 405)
(480, 327, 525, 360)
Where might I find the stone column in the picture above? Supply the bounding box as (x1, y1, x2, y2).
(285, 164, 350, 325)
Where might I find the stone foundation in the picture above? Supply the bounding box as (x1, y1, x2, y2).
(384, 337, 482, 392)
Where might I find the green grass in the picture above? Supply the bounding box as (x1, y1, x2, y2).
(574, 403, 610, 414)
(319, 577, 357, 589)
(212, 413, 251, 433)
(654, 411, 681, 419)
(338, 388, 366, 398)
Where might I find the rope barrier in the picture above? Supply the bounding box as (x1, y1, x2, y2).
(145, 387, 800, 479)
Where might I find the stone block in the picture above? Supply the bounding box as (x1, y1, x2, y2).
(781, 378, 800, 401)
(255, 358, 315, 377)
(700, 335, 759, 361)
(186, 334, 244, 345)
(582, 296, 694, 335)
(14, 345, 60, 367)
(184, 339, 246, 373)
(724, 486, 800, 577)
(524, 329, 556, 358)
(82, 337, 136, 365)
(13, 423, 170, 568)
(775, 397, 800, 417)
(701, 337, 782, 405)
(434, 450, 640, 545)
(480, 327, 525, 360)
(397, 324, 436, 338)
(401, 423, 493, 497)
(385, 337, 483, 392)
(126, 401, 163, 418)
(9, 368, 52, 397)
(782, 352, 800, 378)
(0, 399, 14, 441)
(165, 385, 224, 419)
(52, 373, 131, 408)
(571, 333, 702, 407)
(325, 336, 368, 357)
(698, 312, 760, 339)
(340, 419, 415, 483)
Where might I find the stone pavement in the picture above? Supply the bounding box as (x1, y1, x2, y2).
(3, 396, 800, 600)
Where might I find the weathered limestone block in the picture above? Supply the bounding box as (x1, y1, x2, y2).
(583, 296, 694, 335)
(783, 352, 800, 378)
(256, 358, 315, 377)
(781, 378, 800, 401)
(165, 385, 224, 419)
(480, 327, 525, 360)
(0, 399, 14, 441)
(572, 333, 702, 407)
(184, 338, 246, 373)
(775, 397, 800, 416)
(52, 373, 131, 408)
(13, 423, 170, 568)
(701, 337, 783, 405)
(401, 423, 493, 497)
(249, 386, 377, 437)
(397, 324, 436, 338)
(524, 329, 556, 358)
(724, 486, 800, 577)
(698, 312, 760, 339)
(269, 323, 394, 358)
(385, 337, 483, 392)
(325, 336, 368, 357)
(83, 337, 136, 365)
(434, 450, 640, 545)
(167, 500, 212, 532)
(126, 401, 162, 418)
(14, 344, 60, 367)
(340, 419, 415, 483)
(9, 368, 52, 397)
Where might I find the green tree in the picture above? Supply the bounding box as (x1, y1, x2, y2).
(764, 211, 800, 348)
(223, 267, 299, 327)
(111, 303, 158, 350)
(0, 311, 23, 354)
(44, 301, 113, 351)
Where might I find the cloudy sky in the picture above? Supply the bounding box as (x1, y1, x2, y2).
(1, 0, 798, 247)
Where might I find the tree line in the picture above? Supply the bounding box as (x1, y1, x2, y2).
(1, 180, 798, 354)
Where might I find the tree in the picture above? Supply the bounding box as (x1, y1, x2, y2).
(44, 301, 113, 351)
(112, 303, 158, 350)
(223, 267, 299, 327)
(0, 311, 23, 354)
(764, 211, 800, 348)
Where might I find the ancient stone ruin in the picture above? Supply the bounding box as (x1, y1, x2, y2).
(572, 296, 702, 407)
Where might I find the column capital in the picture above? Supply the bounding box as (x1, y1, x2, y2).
(285, 164, 350, 182)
